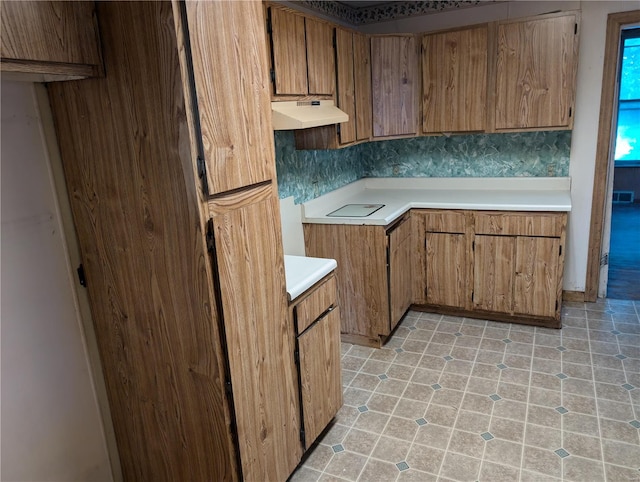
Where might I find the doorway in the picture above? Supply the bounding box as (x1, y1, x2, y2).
(586, 10, 640, 301)
(607, 25, 640, 300)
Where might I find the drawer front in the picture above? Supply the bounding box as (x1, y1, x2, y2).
(295, 275, 337, 334)
(422, 210, 467, 233)
(474, 212, 565, 237)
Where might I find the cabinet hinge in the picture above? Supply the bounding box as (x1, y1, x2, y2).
(197, 156, 209, 195)
(569, 107, 572, 118)
(472, 240, 475, 251)
(300, 427, 306, 445)
(471, 291, 474, 302)
(333, 29, 337, 49)
(559, 245, 562, 256)
(600, 253, 609, 267)
(294, 349, 300, 365)
(224, 378, 233, 396)
(77, 264, 87, 288)
(574, 23, 578, 35)
(205, 219, 215, 253)
(266, 13, 272, 34)
(270, 69, 276, 84)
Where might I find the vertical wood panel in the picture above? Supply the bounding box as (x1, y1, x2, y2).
(304, 224, 389, 340)
(371, 35, 418, 137)
(473, 235, 515, 313)
(514, 237, 560, 318)
(422, 26, 487, 133)
(212, 193, 301, 481)
(270, 7, 308, 95)
(426, 232, 467, 308)
(389, 217, 413, 330)
(353, 33, 372, 141)
(298, 308, 342, 446)
(336, 28, 356, 144)
(306, 17, 335, 95)
(47, 2, 236, 479)
(186, 1, 275, 195)
(495, 14, 578, 129)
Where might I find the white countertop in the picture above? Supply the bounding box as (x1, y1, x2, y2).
(302, 177, 572, 226)
(284, 255, 337, 301)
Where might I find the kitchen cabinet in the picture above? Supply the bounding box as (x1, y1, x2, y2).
(303, 216, 413, 347)
(422, 25, 488, 133)
(1, 0, 103, 81)
(371, 35, 419, 138)
(47, 2, 301, 480)
(419, 210, 470, 309)
(267, 5, 335, 97)
(494, 12, 579, 130)
(414, 209, 566, 326)
(473, 212, 565, 319)
(388, 214, 413, 332)
(294, 29, 372, 150)
(291, 274, 342, 448)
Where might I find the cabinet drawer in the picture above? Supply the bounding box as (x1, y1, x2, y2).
(295, 275, 337, 334)
(423, 210, 466, 233)
(474, 212, 565, 237)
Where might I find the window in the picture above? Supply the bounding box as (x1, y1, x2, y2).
(614, 27, 640, 166)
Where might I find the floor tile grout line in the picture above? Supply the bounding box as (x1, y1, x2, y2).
(584, 306, 608, 481)
(516, 324, 540, 481)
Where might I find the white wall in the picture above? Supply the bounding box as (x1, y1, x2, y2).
(1, 80, 113, 481)
(360, 0, 640, 293)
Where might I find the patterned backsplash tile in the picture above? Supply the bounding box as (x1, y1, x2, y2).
(274, 130, 571, 204)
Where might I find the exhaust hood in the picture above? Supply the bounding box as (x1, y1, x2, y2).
(271, 100, 348, 130)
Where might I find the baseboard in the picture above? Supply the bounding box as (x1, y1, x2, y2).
(563, 290, 586, 302)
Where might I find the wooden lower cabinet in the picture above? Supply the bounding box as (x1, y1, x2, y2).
(389, 215, 413, 332)
(303, 216, 413, 347)
(292, 274, 342, 448)
(415, 209, 566, 327)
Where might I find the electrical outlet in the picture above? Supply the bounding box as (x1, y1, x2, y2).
(392, 164, 400, 176)
(547, 164, 555, 177)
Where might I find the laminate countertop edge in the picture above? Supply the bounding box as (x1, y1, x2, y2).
(284, 255, 337, 302)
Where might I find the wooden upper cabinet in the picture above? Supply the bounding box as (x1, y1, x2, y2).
(353, 33, 373, 141)
(1, 1, 103, 79)
(336, 28, 357, 144)
(495, 12, 579, 130)
(422, 26, 488, 133)
(268, 6, 335, 97)
(305, 17, 335, 95)
(371, 35, 419, 138)
(185, 1, 275, 194)
(269, 7, 308, 95)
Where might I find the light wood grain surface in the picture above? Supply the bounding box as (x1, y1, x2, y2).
(270, 6, 308, 95)
(389, 216, 413, 330)
(353, 32, 373, 141)
(336, 28, 356, 144)
(295, 275, 337, 334)
(305, 16, 336, 96)
(473, 235, 515, 313)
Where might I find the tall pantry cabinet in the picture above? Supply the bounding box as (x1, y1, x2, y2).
(47, 2, 300, 481)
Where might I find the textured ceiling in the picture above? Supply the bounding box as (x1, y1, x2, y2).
(294, 0, 485, 26)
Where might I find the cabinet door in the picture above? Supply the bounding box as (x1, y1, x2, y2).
(270, 7, 308, 95)
(422, 26, 487, 133)
(513, 236, 560, 318)
(1, 1, 103, 78)
(495, 14, 578, 129)
(306, 17, 335, 95)
(353, 33, 372, 141)
(389, 217, 413, 330)
(336, 28, 356, 144)
(185, 1, 275, 195)
(426, 232, 467, 308)
(473, 235, 515, 313)
(298, 307, 342, 447)
(371, 35, 418, 137)
(210, 189, 301, 481)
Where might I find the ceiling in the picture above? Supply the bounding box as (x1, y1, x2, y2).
(294, 0, 487, 26)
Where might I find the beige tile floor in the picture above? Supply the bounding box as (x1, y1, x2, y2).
(290, 299, 640, 482)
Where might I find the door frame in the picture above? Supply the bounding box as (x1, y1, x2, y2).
(585, 10, 640, 301)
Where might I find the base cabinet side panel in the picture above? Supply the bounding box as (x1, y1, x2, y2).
(304, 224, 389, 340)
(212, 194, 302, 482)
(298, 308, 343, 447)
(389, 219, 413, 330)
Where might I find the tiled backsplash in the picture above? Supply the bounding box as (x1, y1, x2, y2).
(274, 130, 571, 204)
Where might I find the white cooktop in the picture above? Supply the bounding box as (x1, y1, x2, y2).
(327, 203, 385, 217)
